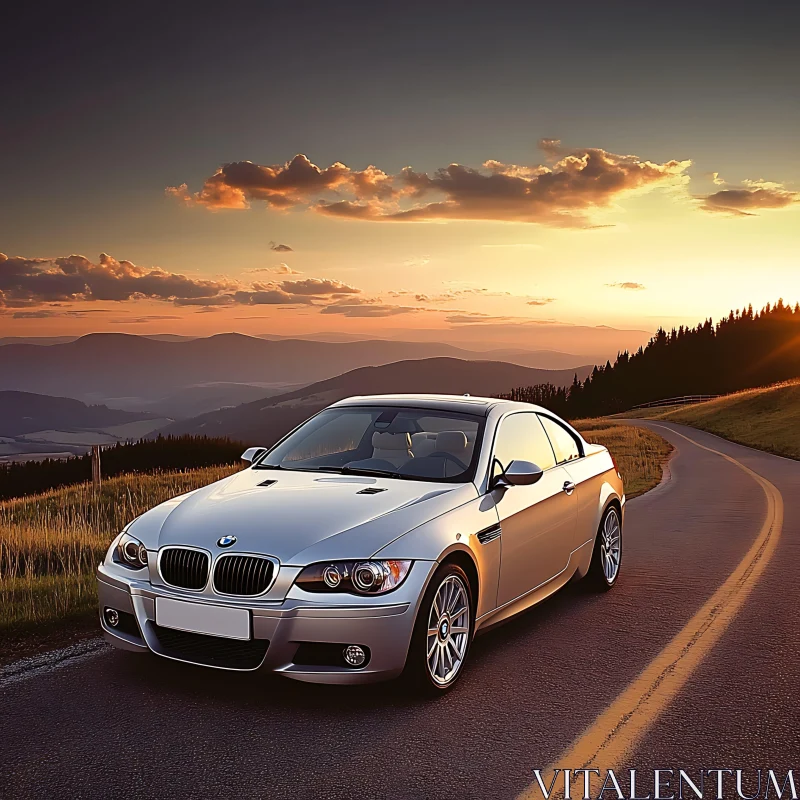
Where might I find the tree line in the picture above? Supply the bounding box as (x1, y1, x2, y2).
(0, 435, 244, 501)
(498, 299, 800, 418)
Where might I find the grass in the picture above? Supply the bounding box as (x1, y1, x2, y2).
(573, 419, 673, 498)
(0, 466, 239, 658)
(0, 423, 671, 661)
(624, 379, 800, 460)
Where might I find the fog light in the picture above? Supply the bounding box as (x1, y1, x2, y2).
(104, 607, 120, 627)
(343, 645, 366, 667)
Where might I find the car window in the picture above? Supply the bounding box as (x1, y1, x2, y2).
(492, 413, 557, 481)
(280, 410, 376, 462)
(538, 415, 582, 464)
(259, 406, 484, 483)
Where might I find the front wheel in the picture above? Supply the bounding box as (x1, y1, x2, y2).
(403, 563, 474, 693)
(586, 505, 622, 591)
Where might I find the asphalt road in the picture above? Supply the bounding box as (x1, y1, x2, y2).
(2, 422, 798, 800)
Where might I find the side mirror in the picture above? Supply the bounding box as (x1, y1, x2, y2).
(495, 459, 544, 488)
(241, 446, 267, 464)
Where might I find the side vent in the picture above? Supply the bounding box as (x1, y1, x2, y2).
(357, 487, 387, 495)
(258, 479, 277, 487)
(476, 523, 502, 545)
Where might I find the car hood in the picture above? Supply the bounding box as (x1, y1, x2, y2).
(127, 467, 477, 564)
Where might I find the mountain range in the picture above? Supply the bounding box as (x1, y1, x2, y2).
(159, 357, 592, 444)
(0, 333, 593, 416)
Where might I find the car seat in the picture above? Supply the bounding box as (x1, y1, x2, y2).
(371, 431, 413, 467)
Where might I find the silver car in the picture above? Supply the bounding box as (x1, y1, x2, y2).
(98, 394, 624, 692)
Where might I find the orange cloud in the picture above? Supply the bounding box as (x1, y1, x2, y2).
(0, 252, 235, 308)
(700, 180, 797, 216)
(607, 281, 646, 290)
(169, 143, 691, 226)
(246, 263, 302, 275)
(0, 252, 361, 312)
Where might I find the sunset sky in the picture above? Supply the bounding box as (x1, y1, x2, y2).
(2, 1, 798, 351)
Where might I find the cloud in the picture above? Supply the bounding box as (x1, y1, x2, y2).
(246, 263, 303, 275)
(269, 241, 294, 252)
(108, 315, 182, 324)
(320, 297, 422, 318)
(11, 308, 116, 319)
(0, 252, 236, 308)
(445, 312, 515, 324)
(171, 144, 692, 227)
(277, 278, 359, 296)
(527, 297, 556, 305)
(403, 255, 431, 268)
(388, 286, 514, 305)
(0, 252, 361, 312)
(700, 180, 797, 216)
(12, 310, 58, 319)
(607, 282, 646, 290)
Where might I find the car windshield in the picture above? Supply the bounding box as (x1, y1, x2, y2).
(256, 406, 484, 483)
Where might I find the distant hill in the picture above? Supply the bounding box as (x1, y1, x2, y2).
(0, 391, 157, 438)
(158, 357, 593, 444)
(0, 332, 592, 412)
(103, 381, 304, 419)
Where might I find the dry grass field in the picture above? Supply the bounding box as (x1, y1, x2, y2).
(625, 379, 800, 459)
(572, 419, 673, 498)
(0, 467, 238, 643)
(0, 423, 671, 659)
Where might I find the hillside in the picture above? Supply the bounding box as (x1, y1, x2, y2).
(159, 357, 593, 443)
(0, 391, 157, 438)
(629, 380, 800, 459)
(500, 300, 800, 418)
(0, 332, 592, 411)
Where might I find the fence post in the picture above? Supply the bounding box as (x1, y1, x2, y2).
(91, 445, 102, 490)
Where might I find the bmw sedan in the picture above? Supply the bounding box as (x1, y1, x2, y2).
(98, 394, 624, 692)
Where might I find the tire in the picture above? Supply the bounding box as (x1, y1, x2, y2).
(403, 562, 475, 694)
(586, 505, 623, 592)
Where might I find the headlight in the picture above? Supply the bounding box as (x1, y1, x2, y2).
(115, 532, 148, 570)
(295, 560, 412, 595)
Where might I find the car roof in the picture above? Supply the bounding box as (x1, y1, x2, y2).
(329, 393, 542, 417)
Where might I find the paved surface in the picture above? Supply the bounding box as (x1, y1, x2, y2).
(1, 422, 798, 800)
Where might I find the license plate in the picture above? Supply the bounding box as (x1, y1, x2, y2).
(155, 597, 251, 640)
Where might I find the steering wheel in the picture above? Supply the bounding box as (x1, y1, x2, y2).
(429, 451, 468, 471)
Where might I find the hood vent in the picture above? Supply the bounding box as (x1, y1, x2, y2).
(258, 479, 277, 487)
(357, 487, 387, 495)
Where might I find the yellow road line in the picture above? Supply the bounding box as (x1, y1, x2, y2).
(517, 425, 784, 800)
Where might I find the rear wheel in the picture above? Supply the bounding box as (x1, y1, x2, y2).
(586, 505, 622, 591)
(403, 563, 474, 693)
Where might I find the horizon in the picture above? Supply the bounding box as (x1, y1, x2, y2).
(2, 2, 798, 347)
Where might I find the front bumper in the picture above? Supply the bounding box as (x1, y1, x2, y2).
(97, 560, 433, 684)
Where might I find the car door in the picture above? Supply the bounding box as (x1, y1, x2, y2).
(491, 413, 577, 606)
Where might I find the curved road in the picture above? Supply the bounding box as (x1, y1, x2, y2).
(2, 422, 799, 799)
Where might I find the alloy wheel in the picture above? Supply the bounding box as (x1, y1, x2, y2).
(600, 509, 622, 583)
(426, 574, 470, 685)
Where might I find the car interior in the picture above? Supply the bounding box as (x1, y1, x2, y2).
(263, 408, 482, 480)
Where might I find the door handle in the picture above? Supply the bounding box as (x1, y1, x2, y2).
(562, 480, 575, 495)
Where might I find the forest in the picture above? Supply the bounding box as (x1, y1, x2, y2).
(499, 300, 800, 418)
(0, 435, 244, 501)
